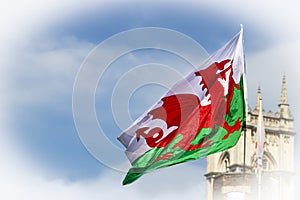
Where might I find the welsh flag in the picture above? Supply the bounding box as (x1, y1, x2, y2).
(118, 27, 247, 185)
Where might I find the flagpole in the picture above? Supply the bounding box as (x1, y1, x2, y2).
(240, 23, 247, 184)
(256, 98, 264, 200)
(258, 166, 262, 200)
(243, 126, 246, 182)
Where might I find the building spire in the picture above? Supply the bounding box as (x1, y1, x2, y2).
(277, 74, 293, 120)
(279, 73, 288, 105)
(254, 84, 262, 112)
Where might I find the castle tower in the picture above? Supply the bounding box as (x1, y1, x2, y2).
(205, 75, 295, 200)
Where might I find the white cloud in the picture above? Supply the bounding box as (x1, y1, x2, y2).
(6, 37, 94, 109)
(246, 40, 300, 131)
(0, 128, 206, 200)
(0, 0, 106, 46)
(198, 0, 300, 39)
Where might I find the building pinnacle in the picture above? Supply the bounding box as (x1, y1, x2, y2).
(277, 74, 293, 120)
(279, 74, 288, 105)
(255, 84, 262, 111)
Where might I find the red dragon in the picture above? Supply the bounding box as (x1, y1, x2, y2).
(136, 59, 243, 152)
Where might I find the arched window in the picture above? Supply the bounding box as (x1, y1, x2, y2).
(218, 151, 230, 172)
(263, 151, 277, 170)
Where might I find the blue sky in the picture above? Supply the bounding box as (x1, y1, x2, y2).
(48, 2, 275, 52)
(1, 0, 300, 199)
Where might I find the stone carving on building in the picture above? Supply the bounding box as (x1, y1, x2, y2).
(205, 75, 295, 200)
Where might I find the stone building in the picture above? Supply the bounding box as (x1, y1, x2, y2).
(205, 75, 295, 200)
